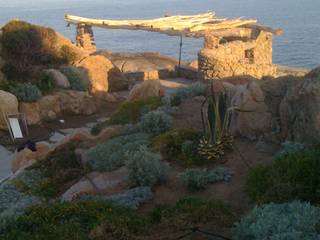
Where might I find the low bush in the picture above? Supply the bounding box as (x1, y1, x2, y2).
(91, 96, 162, 135)
(274, 141, 305, 159)
(181, 167, 231, 191)
(233, 201, 320, 240)
(36, 72, 56, 94)
(80, 187, 153, 209)
(21, 143, 87, 199)
(246, 148, 320, 204)
(0, 200, 144, 240)
(9, 83, 42, 102)
(60, 45, 79, 64)
(60, 67, 87, 91)
(86, 133, 151, 171)
(151, 128, 203, 166)
(140, 110, 172, 136)
(126, 146, 168, 187)
(170, 82, 206, 106)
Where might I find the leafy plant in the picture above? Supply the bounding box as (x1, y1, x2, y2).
(60, 45, 79, 64)
(181, 167, 231, 191)
(91, 96, 162, 135)
(86, 133, 151, 171)
(170, 82, 207, 106)
(151, 128, 203, 166)
(9, 83, 42, 102)
(246, 148, 320, 204)
(126, 146, 168, 187)
(233, 201, 320, 240)
(60, 67, 87, 91)
(140, 110, 173, 136)
(36, 72, 56, 94)
(198, 91, 234, 162)
(80, 187, 152, 209)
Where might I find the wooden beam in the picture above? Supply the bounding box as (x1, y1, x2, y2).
(243, 24, 284, 36)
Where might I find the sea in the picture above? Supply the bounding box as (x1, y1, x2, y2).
(0, 0, 319, 69)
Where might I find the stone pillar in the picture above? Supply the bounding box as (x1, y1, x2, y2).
(76, 24, 96, 53)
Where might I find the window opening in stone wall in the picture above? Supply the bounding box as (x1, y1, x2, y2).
(245, 48, 255, 64)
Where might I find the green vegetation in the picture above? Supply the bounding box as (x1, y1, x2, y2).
(151, 128, 204, 166)
(181, 167, 231, 191)
(36, 72, 56, 94)
(9, 83, 42, 102)
(86, 133, 150, 171)
(233, 201, 320, 240)
(126, 146, 168, 187)
(60, 67, 87, 91)
(0, 197, 233, 240)
(198, 92, 234, 162)
(13, 143, 87, 199)
(246, 148, 320, 204)
(140, 110, 172, 136)
(170, 82, 206, 106)
(1, 20, 66, 80)
(59, 45, 79, 64)
(91, 96, 162, 135)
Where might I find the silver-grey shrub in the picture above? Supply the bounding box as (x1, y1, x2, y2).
(140, 110, 172, 136)
(274, 141, 305, 159)
(233, 201, 320, 240)
(9, 83, 42, 102)
(126, 146, 168, 187)
(181, 167, 231, 191)
(170, 82, 207, 106)
(86, 133, 150, 171)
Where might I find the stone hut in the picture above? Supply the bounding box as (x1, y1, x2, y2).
(198, 29, 277, 80)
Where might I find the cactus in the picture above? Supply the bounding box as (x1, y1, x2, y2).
(198, 90, 234, 162)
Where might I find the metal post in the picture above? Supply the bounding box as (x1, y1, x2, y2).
(178, 34, 183, 76)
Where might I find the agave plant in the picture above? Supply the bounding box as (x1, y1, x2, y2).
(198, 87, 235, 162)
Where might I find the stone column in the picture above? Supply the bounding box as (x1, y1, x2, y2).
(76, 24, 96, 53)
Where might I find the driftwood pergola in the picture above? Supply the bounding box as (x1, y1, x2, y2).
(65, 12, 283, 38)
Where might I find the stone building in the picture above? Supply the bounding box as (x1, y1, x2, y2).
(198, 29, 277, 80)
(75, 23, 96, 53)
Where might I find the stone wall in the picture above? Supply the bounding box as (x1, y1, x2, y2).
(76, 24, 96, 53)
(198, 30, 277, 80)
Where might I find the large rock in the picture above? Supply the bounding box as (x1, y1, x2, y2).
(38, 95, 61, 120)
(61, 167, 128, 202)
(11, 142, 51, 173)
(54, 90, 97, 115)
(230, 81, 272, 140)
(43, 69, 70, 88)
(0, 90, 19, 130)
(19, 102, 41, 125)
(279, 77, 320, 144)
(127, 80, 164, 102)
(77, 55, 128, 96)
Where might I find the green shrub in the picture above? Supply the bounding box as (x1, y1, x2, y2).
(9, 83, 42, 102)
(91, 96, 162, 135)
(60, 45, 79, 64)
(0, 201, 144, 240)
(1, 20, 60, 79)
(181, 167, 231, 191)
(86, 133, 151, 171)
(23, 143, 86, 199)
(170, 82, 206, 106)
(80, 187, 152, 209)
(274, 141, 305, 159)
(140, 110, 172, 136)
(126, 146, 168, 187)
(60, 67, 87, 91)
(36, 72, 55, 94)
(233, 201, 320, 240)
(246, 148, 320, 204)
(151, 128, 203, 166)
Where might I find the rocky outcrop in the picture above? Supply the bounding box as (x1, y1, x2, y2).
(43, 69, 70, 88)
(38, 95, 61, 120)
(54, 90, 97, 115)
(127, 80, 165, 102)
(61, 167, 128, 202)
(77, 55, 128, 97)
(19, 102, 41, 125)
(230, 81, 272, 140)
(11, 142, 51, 173)
(0, 90, 19, 130)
